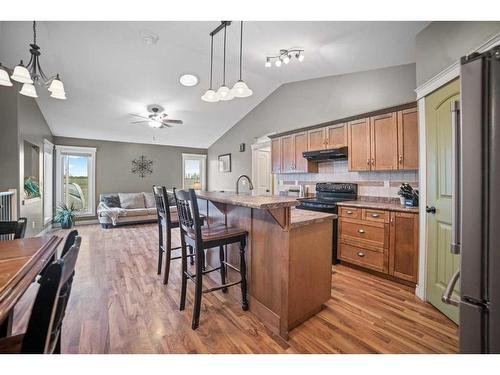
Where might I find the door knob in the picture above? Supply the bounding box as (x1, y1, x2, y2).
(426, 206, 436, 214)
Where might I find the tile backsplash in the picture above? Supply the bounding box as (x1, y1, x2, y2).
(277, 160, 418, 198)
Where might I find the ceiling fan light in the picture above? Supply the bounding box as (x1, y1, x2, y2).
(275, 59, 282, 67)
(201, 89, 219, 102)
(216, 85, 234, 101)
(148, 120, 162, 128)
(231, 80, 253, 98)
(11, 63, 33, 84)
(297, 53, 305, 62)
(19, 83, 38, 98)
(50, 90, 67, 100)
(0, 67, 13, 87)
(283, 55, 290, 64)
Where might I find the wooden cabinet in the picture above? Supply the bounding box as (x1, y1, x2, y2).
(389, 211, 419, 283)
(280, 135, 294, 173)
(347, 118, 371, 171)
(326, 124, 347, 149)
(271, 138, 281, 173)
(397, 108, 419, 170)
(370, 113, 398, 170)
(339, 205, 419, 285)
(307, 124, 347, 151)
(307, 128, 326, 150)
(271, 133, 317, 174)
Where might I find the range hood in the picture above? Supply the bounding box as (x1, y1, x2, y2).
(303, 146, 348, 161)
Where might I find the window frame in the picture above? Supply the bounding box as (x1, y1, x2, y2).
(181, 153, 207, 190)
(55, 145, 97, 217)
(43, 139, 54, 225)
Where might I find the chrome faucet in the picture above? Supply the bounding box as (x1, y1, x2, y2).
(236, 174, 254, 194)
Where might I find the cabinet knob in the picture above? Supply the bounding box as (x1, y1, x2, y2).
(367, 159, 370, 165)
(399, 155, 403, 163)
(357, 251, 365, 257)
(371, 158, 375, 165)
(358, 229, 365, 234)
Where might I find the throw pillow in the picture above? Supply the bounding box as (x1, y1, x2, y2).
(143, 192, 156, 208)
(101, 194, 121, 208)
(118, 193, 146, 209)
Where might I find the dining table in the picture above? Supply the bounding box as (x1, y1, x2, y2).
(0, 235, 62, 337)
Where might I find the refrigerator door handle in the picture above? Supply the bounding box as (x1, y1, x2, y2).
(450, 100, 461, 255)
(442, 268, 461, 306)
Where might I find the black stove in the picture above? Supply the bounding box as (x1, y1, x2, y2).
(296, 183, 357, 263)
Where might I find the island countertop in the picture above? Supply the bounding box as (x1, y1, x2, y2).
(196, 191, 299, 209)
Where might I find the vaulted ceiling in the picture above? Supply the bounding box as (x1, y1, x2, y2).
(0, 21, 428, 148)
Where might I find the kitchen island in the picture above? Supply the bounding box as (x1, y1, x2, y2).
(196, 191, 336, 339)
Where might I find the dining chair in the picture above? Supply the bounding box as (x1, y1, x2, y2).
(0, 218, 27, 241)
(0, 236, 82, 354)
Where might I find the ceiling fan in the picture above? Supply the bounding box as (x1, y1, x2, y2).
(130, 105, 183, 128)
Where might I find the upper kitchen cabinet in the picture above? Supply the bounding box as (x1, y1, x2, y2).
(370, 112, 398, 170)
(307, 124, 347, 151)
(347, 118, 371, 171)
(307, 128, 326, 150)
(271, 138, 282, 173)
(397, 108, 419, 170)
(272, 133, 317, 174)
(325, 124, 347, 149)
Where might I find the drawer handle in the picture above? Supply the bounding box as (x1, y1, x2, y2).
(358, 229, 365, 234)
(357, 251, 365, 257)
(371, 213, 380, 218)
(346, 210, 353, 214)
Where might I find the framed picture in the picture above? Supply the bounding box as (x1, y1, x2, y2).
(218, 153, 231, 173)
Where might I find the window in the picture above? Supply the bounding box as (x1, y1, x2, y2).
(182, 154, 207, 190)
(55, 145, 96, 216)
(43, 140, 54, 224)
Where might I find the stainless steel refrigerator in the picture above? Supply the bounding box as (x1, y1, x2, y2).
(443, 45, 500, 353)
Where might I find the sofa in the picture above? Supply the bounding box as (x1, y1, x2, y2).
(97, 192, 176, 228)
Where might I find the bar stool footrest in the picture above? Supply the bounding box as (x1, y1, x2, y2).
(202, 280, 242, 294)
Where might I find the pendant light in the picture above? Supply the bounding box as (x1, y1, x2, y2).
(19, 83, 38, 98)
(216, 23, 234, 101)
(11, 60, 33, 84)
(231, 21, 253, 98)
(0, 64, 13, 86)
(201, 34, 219, 102)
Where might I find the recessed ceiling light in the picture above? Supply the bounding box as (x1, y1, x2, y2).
(140, 29, 159, 45)
(179, 74, 199, 87)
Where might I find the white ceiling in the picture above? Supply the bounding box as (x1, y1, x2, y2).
(0, 21, 429, 148)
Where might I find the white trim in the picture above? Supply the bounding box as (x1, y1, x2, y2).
(43, 139, 54, 225)
(55, 145, 97, 216)
(181, 153, 207, 190)
(416, 98, 427, 300)
(251, 140, 272, 196)
(415, 31, 500, 100)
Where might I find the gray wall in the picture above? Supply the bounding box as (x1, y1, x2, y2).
(0, 86, 19, 192)
(53, 136, 206, 218)
(416, 21, 500, 86)
(207, 63, 417, 191)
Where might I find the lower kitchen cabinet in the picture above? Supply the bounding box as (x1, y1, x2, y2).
(338, 205, 419, 285)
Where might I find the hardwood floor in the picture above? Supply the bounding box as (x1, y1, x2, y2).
(13, 223, 458, 353)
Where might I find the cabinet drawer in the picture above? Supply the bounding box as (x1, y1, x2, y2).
(338, 243, 385, 272)
(340, 221, 386, 248)
(362, 208, 389, 223)
(339, 207, 361, 219)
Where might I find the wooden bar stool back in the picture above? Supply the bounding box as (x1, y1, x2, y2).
(0, 217, 27, 241)
(153, 185, 193, 284)
(174, 188, 249, 330)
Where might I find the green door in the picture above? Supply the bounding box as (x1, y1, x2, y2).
(425, 79, 460, 324)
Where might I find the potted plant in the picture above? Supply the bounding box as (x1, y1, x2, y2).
(54, 202, 79, 229)
(24, 176, 41, 199)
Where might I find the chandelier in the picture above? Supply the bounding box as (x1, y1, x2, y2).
(265, 48, 304, 68)
(0, 21, 67, 100)
(201, 21, 252, 103)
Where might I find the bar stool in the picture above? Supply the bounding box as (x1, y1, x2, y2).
(173, 188, 248, 330)
(153, 186, 194, 285)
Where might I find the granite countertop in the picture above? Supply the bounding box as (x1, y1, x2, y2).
(336, 199, 419, 213)
(196, 191, 299, 209)
(290, 208, 337, 228)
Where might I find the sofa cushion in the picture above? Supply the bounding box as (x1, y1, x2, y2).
(143, 192, 156, 208)
(118, 193, 145, 209)
(101, 194, 121, 208)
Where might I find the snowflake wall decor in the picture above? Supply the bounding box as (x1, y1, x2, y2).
(131, 155, 153, 178)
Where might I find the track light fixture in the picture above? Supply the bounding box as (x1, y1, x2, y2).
(265, 48, 304, 68)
